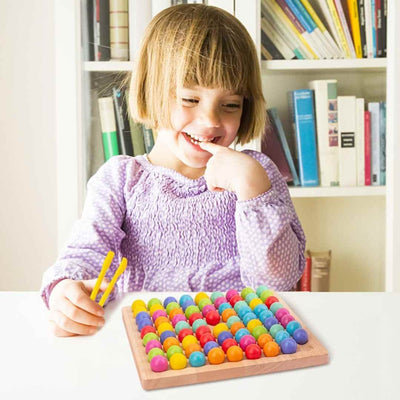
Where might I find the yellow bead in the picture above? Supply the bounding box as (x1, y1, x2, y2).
(132, 305, 148, 317)
(169, 352, 187, 370)
(149, 303, 164, 317)
(213, 322, 229, 338)
(247, 318, 262, 333)
(131, 299, 146, 311)
(157, 322, 174, 335)
(194, 292, 209, 305)
(181, 334, 198, 350)
(249, 298, 263, 310)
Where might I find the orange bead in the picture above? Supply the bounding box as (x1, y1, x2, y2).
(154, 316, 170, 329)
(163, 337, 180, 352)
(208, 347, 225, 365)
(257, 333, 273, 348)
(221, 308, 237, 322)
(263, 341, 280, 357)
(169, 308, 184, 320)
(230, 321, 245, 336)
(226, 345, 243, 362)
(185, 343, 203, 357)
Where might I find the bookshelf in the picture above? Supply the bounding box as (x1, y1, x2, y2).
(55, 0, 400, 292)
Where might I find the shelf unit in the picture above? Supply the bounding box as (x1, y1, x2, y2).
(55, 0, 400, 292)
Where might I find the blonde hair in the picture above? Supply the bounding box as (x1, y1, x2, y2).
(128, 4, 265, 145)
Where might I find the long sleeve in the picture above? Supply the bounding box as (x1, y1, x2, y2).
(235, 150, 306, 290)
(40, 156, 133, 308)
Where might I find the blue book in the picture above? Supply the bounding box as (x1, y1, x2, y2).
(288, 90, 319, 186)
(371, 0, 377, 57)
(268, 108, 300, 186)
(379, 101, 386, 185)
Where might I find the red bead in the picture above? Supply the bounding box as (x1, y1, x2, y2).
(229, 294, 243, 307)
(265, 296, 279, 309)
(221, 338, 238, 353)
(178, 328, 193, 342)
(188, 312, 203, 326)
(140, 325, 156, 339)
(245, 343, 262, 359)
(206, 310, 220, 325)
(195, 325, 211, 341)
(199, 332, 216, 348)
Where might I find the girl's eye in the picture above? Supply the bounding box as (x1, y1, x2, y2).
(224, 103, 241, 108)
(182, 98, 198, 104)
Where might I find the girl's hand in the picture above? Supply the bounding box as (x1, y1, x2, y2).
(199, 141, 271, 201)
(48, 279, 108, 337)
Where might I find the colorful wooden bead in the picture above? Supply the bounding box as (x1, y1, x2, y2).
(189, 351, 206, 367)
(263, 341, 280, 357)
(225, 289, 239, 302)
(169, 352, 187, 370)
(226, 345, 243, 362)
(205, 310, 220, 325)
(150, 355, 168, 372)
(208, 347, 225, 364)
(280, 337, 298, 354)
(245, 343, 262, 359)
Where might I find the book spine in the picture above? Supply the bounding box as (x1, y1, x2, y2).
(357, 0, 368, 57)
(288, 90, 319, 187)
(110, 0, 129, 60)
(261, 29, 285, 60)
(308, 79, 339, 187)
(310, 250, 331, 292)
(356, 98, 365, 186)
(382, 0, 387, 57)
(364, 110, 371, 185)
(98, 0, 111, 61)
(371, 0, 377, 57)
(333, 0, 357, 58)
(364, 0, 374, 57)
(379, 101, 386, 185)
(347, 0, 363, 58)
(376, 0, 384, 57)
(326, 0, 352, 58)
(83, 0, 95, 61)
(300, 251, 311, 291)
(129, 0, 152, 61)
(269, 108, 301, 186)
(368, 102, 380, 185)
(142, 126, 155, 153)
(98, 97, 120, 161)
(94, 0, 100, 61)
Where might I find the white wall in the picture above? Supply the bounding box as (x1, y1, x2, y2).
(0, 0, 57, 290)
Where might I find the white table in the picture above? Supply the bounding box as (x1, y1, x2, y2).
(0, 292, 398, 400)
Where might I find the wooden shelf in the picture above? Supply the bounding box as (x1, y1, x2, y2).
(262, 58, 387, 72)
(289, 186, 386, 198)
(83, 61, 134, 71)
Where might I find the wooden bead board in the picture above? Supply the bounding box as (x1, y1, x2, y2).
(121, 295, 329, 390)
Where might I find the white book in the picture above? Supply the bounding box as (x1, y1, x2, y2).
(151, 0, 170, 18)
(364, 0, 374, 58)
(207, 0, 234, 14)
(338, 96, 357, 187)
(309, 79, 339, 187)
(129, 0, 152, 61)
(356, 98, 365, 186)
(368, 102, 381, 185)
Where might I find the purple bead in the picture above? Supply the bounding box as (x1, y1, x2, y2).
(214, 297, 227, 309)
(275, 307, 290, 322)
(217, 331, 233, 346)
(239, 334, 256, 351)
(137, 319, 153, 331)
(280, 337, 297, 354)
(263, 316, 278, 330)
(293, 328, 309, 345)
(163, 296, 177, 308)
(203, 341, 219, 356)
(160, 330, 175, 344)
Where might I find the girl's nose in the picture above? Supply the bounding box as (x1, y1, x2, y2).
(199, 107, 221, 128)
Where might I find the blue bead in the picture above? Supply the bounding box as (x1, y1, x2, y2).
(160, 330, 175, 343)
(217, 331, 233, 346)
(179, 294, 193, 307)
(238, 306, 252, 319)
(245, 292, 258, 304)
(263, 316, 278, 330)
(203, 341, 219, 356)
(280, 337, 297, 354)
(242, 312, 258, 326)
(256, 285, 269, 297)
(137, 319, 153, 331)
(274, 330, 290, 345)
(235, 328, 250, 343)
(253, 304, 268, 318)
(227, 316, 241, 328)
(192, 319, 207, 332)
(286, 321, 302, 336)
(135, 312, 151, 323)
(189, 351, 206, 367)
(293, 328, 308, 344)
(233, 300, 247, 313)
(218, 302, 233, 314)
(163, 296, 178, 308)
(259, 310, 274, 322)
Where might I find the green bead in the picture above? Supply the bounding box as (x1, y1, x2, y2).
(210, 291, 224, 303)
(269, 324, 284, 338)
(270, 302, 284, 315)
(256, 285, 269, 297)
(198, 298, 212, 311)
(233, 300, 247, 313)
(192, 319, 207, 332)
(240, 287, 254, 299)
(147, 348, 164, 362)
(260, 290, 275, 303)
(227, 316, 241, 328)
(245, 292, 258, 304)
(251, 325, 268, 340)
(165, 301, 180, 315)
(175, 320, 191, 334)
(166, 345, 183, 360)
(142, 332, 159, 346)
(185, 305, 200, 319)
(147, 297, 162, 310)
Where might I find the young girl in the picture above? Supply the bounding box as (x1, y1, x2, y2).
(42, 4, 306, 337)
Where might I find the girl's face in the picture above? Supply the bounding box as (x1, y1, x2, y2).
(153, 86, 244, 176)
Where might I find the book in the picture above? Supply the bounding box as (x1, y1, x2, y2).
(308, 79, 339, 187)
(262, 111, 294, 183)
(376, 0, 384, 57)
(310, 250, 331, 292)
(83, 0, 95, 61)
(333, 0, 357, 58)
(299, 250, 311, 291)
(364, 0, 374, 57)
(382, 0, 387, 57)
(288, 89, 319, 187)
(110, 0, 129, 60)
(129, 0, 152, 61)
(338, 96, 357, 186)
(98, 0, 111, 61)
(261, 29, 284, 60)
(98, 97, 120, 161)
(142, 126, 155, 153)
(268, 108, 300, 186)
(364, 110, 371, 185)
(356, 98, 365, 186)
(368, 102, 380, 185)
(379, 101, 386, 185)
(370, 0, 377, 57)
(125, 89, 146, 156)
(347, 0, 363, 58)
(112, 87, 134, 156)
(357, 0, 368, 57)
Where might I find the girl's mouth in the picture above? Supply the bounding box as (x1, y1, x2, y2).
(182, 131, 219, 146)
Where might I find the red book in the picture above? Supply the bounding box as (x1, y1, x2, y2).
(299, 251, 311, 291)
(364, 111, 371, 186)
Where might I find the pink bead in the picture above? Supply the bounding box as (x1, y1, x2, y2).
(239, 334, 256, 351)
(202, 304, 216, 316)
(281, 314, 295, 328)
(171, 313, 186, 327)
(275, 307, 290, 322)
(152, 309, 167, 322)
(226, 289, 239, 302)
(145, 339, 162, 354)
(214, 297, 227, 309)
(150, 355, 168, 372)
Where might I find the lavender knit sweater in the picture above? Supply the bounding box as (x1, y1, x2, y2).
(41, 150, 305, 308)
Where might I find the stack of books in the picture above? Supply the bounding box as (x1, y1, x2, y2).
(260, 0, 387, 60)
(262, 80, 386, 187)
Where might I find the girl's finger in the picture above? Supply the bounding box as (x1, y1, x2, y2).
(48, 320, 76, 337)
(49, 310, 98, 336)
(58, 297, 105, 327)
(65, 283, 105, 317)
